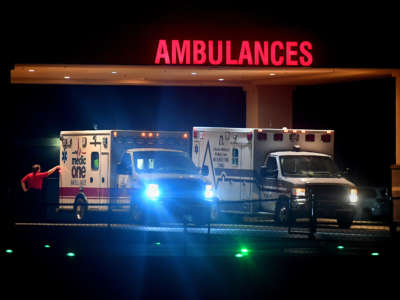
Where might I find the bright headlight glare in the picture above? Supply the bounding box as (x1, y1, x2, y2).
(349, 188, 358, 203)
(292, 188, 306, 197)
(145, 184, 160, 200)
(205, 184, 214, 200)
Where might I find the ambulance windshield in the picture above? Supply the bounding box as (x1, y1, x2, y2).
(279, 155, 341, 178)
(133, 150, 198, 174)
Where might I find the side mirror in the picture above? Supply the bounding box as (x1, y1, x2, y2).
(343, 168, 351, 177)
(260, 166, 278, 178)
(201, 165, 209, 176)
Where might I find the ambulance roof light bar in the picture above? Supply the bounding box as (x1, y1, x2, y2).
(112, 130, 189, 140)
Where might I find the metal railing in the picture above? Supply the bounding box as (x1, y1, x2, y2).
(6, 178, 398, 241)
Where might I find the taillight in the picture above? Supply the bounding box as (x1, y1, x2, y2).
(257, 132, 267, 140)
(274, 133, 283, 141)
(247, 132, 253, 141)
(193, 130, 198, 138)
(305, 134, 315, 142)
(321, 134, 331, 143)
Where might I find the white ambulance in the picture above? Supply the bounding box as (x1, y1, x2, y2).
(192, 127, 358, 228)
(58, 130, 215, 224)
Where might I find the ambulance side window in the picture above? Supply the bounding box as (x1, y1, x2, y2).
(136, 159, 144, 171)
(232, 148, 239, 166)
(117, 153, 132, 174)
(91, 152, 99, 171)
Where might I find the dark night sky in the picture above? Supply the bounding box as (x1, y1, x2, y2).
(3, 9, 399, 192)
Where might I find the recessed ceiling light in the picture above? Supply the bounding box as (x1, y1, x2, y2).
(64, 76, 71, 79)
(28, 69, 36, 72)
(191, 72, 197, 76)
(111, 71, 118, 74)
(269, 73, 277, 76)
(218, 78, 224, 82)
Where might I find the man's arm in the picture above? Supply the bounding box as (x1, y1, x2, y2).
(47, 165, 60, 176)
(21, 177, 29, 192)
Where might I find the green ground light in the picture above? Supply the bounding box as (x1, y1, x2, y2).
(235, 247, 250, 258)
(66, 252, 76, 257)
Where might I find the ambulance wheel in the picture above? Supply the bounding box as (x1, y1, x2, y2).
(192, 207, 211, 226)
(73, 198, 87, 223)
(210, 202, 220, 223)
(130, 202, 145, 224)
(275, 199, 293, 226)
(337, 215, 353, 229)
(130, 204, 159, 226)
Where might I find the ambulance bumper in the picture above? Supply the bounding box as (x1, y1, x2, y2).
(290, 200, 356, 219)
(140, 197, 213, 220)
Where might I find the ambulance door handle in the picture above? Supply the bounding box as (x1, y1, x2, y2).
(102, 177, 105, 183)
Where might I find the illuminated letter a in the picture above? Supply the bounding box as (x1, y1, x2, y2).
(155, 40, 170, 64)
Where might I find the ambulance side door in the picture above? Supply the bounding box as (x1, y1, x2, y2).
(219, 145, 240, 203)
(115, 152, 133, 210)
(98, 135, 110, 208)
(87, 135, 102, 210)
(261, 156, 279, 213)
(240, 143, 252, 212)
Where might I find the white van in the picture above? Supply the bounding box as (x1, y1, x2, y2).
(192, 127, 358, 228)
(59, 130, 215, 224)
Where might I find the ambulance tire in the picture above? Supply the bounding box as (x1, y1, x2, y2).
(210, 202, 220, 223)
(73, 197, 88, 223)
(337, 215, 353, 229)
(130, 201, 158, 225)
(192, 207, 211, 226)
(274, 198, 294, 226)
(130, 202, 146, 225)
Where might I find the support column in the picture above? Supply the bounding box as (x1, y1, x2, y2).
(244, 85, 295, 128)
(391, 72, 400, 225)
(396, 73, 400, 165)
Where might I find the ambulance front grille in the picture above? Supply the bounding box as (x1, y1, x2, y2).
(307, 184, 349, 204)
(157, 178, 204, 200)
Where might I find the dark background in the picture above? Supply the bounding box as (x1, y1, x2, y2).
(1, 9, 399, 297)
(3, 8, 399, 199)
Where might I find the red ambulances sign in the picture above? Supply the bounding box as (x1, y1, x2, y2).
(154, 40, 313, 66)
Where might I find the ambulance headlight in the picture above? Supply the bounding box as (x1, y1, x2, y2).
(204, 184, 214, 200)
(292, 188, 306, 198)
(145, 184, 160, 201)
(349, 188, 358, 204)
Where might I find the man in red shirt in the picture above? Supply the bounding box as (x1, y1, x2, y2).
(21, 164, 60, 221)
